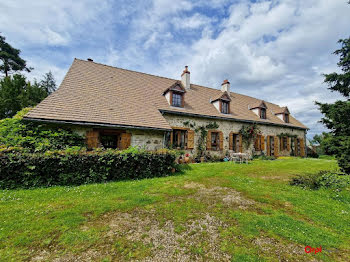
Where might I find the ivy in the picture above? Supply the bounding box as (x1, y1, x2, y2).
(183, 120, 219, 157)
(277, 132, 297, 138)
(239, 123, 261, 150)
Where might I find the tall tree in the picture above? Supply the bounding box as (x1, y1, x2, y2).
(0, 34, 32, 77)
(0, 74, 47, 119)
(316, 36, 350, 174)
(40, 71, 57, 94)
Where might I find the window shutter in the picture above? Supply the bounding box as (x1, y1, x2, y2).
(274, 136, 279, 157)
(219, 131, 224, 150)
(266, 136, 270, 156)
(229, 132, 233, 150)
(181, 95, 184, 107)
(86, 130, 99, 149)
(206, 131, 212, 150)
(170, 91, 173, 106)
(295, 138, 298, 156)
(261, 135, 265, 151)
(287, 137, 290, 151)
(170, 131, 173, 147)
(187, 130, 195, 149)
(239, 134, 243, 153)
(120, 133, 131, 150)
(280, 137, 283, 151)
(300, 138, 305, 157)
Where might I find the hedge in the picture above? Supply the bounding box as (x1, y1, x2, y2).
(0, 148, 177, 189)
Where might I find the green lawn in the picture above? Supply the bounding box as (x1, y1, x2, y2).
(1, 158, 349, 261)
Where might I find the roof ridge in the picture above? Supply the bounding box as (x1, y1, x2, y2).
(74, 58, 284, 109)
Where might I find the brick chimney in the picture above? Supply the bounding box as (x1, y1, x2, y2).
(221, 79, 230, 95)
(181, 66, 190, 90)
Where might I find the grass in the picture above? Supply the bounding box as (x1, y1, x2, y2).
(1, 158, 349, 261)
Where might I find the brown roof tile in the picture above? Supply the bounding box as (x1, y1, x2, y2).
(24, 59, 307, 130)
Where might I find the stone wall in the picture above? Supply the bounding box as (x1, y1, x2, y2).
(71, 126, 164, 151)
(70, 114, 306, 155)
(163, 114, 306, 157)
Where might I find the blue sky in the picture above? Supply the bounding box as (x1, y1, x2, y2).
(1, 0, 349, 138)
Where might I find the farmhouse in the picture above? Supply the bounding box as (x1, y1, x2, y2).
(24, 58, 307, 157)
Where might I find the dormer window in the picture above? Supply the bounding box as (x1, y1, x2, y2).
(275, 107, 290, 123)
(260, 108, 266, 119)
(250, 100, 267, 119)
(284, 113, 289, 123)
(172, 92, 183, 107)
(163, 81, 186, 108)
(211, 91, 231, 114)
(221, 100, 230, 114)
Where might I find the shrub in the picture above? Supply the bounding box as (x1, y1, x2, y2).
(290, 171, 350, 191)
(0, 147, 177, 189)
(0, 108, 85, 152)
(254, 155, 276, 161)
(307, 149, 319, 158)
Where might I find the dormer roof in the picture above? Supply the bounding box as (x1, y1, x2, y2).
(211, 91, 231, 103)
(275, 106, 290, 115)
(162, 81, 186, 95)
(250, 100, 267, 109)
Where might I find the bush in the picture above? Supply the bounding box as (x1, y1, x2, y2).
(254, 155, 276, 161)
(307, 149, 319, 158)
(0, 147, 177, 189)
(290, 171, 350, 191)
(0, 108, 85, 152)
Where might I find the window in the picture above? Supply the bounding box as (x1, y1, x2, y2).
(280, 136, 288, 151)
(173, 129, 187, 149)
(100, 134, 119, 149)
(172, 92, 182, 107)
(221, 101, 229, 114)
(211, 132, 220, 151)
(284, 113, 289, 123)
(260, 108, 266, 119)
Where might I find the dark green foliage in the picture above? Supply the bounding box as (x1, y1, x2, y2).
(39, 71, 57, 94)
(0, 148, 177, 189)
(0, 108, 85, 152)
(239, 123, 260, 150)
(306, 149, 319, 158)
(0, 75, 48, 119)
(317, 35, 350, 174)
(0, 34, 32, 77)
(290, 171, 350, 191)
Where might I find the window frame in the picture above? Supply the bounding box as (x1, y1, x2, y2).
(221, 100, 230, 114)
(171, 92, 183, 107)
(260, 108, 267, 119)
(172, 129, 187, 149)
(284, 113, 289, 123)
(211, 131, 220, 151)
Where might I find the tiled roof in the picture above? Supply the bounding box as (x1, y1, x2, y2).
(24, 59, 308, 130)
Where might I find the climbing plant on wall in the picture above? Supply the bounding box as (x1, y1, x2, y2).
(239, 123, 261, 150)
(183, 121, 219, 157)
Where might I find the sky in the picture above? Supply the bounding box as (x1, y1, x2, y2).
(1, 0, 349, 138)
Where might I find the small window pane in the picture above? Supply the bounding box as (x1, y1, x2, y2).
(285, 114, 289, 123)
(172, 93, 182, 107)
(222, 101, 229, 114)
(260, 108, 266, 119)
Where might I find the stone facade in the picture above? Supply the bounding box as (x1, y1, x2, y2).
(162, 114, 306, 157)
(74, 113, 306, 157)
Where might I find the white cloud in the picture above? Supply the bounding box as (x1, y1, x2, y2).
(1, 0, 349, 137)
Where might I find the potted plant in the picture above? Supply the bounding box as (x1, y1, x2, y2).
(184, 153, 190, 163)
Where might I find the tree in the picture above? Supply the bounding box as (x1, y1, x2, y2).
(316, 36, 350, 174)
(0, 74, 47, 119)
(40, 71, 57, 94)
(0, 34, 32, 77)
